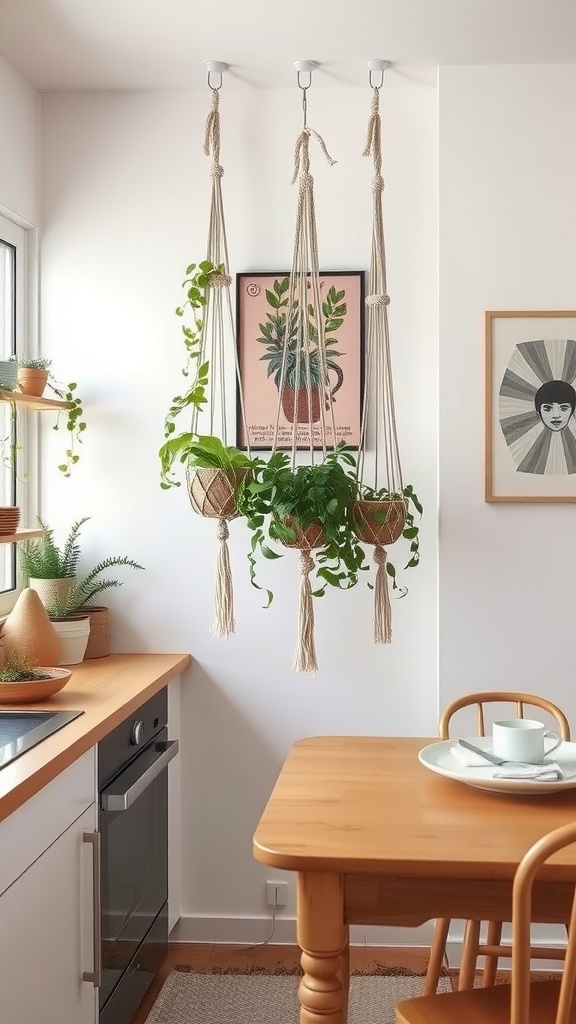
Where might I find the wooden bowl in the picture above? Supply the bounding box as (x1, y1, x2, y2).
(0, 667, 72, 704)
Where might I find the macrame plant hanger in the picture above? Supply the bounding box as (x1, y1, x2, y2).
(272, 60, 337, 673)
(355, 60, 407, 644)
(187, 61, 252, 638)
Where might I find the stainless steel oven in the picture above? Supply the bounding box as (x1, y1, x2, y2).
(98, 690, 178, 1024)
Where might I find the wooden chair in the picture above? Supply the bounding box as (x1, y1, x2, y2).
(424, 691, 571, 996)
(397, 818, 576, 1024)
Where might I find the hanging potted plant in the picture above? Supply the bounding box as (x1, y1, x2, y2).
(236, 444, 367, 607)
(352, 483, 423, 592)
(159, 260, 255, 511)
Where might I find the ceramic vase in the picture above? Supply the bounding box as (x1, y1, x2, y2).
(2, 588, 61, 666)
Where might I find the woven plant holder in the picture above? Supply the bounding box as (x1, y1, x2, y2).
(277, 518, 326, 551)
(186, 467, 248, 521)
(352, 499, 407, 547)
(83, 606, 111, 659)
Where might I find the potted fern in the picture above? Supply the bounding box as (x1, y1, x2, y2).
(20, 517, 144, 661)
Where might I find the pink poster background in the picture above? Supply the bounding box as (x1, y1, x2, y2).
(236, 271, 364, 449)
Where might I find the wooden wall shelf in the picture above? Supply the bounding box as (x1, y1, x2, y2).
(0, 529, 44, 544)
(0, 390, 71, 411)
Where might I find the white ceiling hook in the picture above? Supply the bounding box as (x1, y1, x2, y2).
(204, 60, 229, 91)
(367, 58, 392, 89)
(293, 59, 319, 91)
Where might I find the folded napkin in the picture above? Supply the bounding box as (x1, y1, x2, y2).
(450, 743, 564, 781)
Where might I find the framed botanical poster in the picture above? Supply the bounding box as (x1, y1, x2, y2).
(235, 270, 364, 450)
(486, 310, 576, 502)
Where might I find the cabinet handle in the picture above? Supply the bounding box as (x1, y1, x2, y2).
(82, 831, 102, 987)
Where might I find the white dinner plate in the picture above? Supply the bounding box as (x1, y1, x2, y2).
(418, 737, 576, 795)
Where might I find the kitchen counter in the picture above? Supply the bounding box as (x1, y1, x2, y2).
(0, 652, 190, 823)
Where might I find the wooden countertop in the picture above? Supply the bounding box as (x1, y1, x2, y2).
(0, 652, 191, 823)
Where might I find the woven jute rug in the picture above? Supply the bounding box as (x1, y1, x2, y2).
(143, 966, 453, 1024)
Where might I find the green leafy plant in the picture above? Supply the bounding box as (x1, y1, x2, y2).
(357, 483, 423, 592)
(159, 259, 254, 496)
(47, 378, 86, 476)
(20, 517, 144, 617)
(16, 355, 52, 370)
(0, 651, 51, 682)
(236, 443, 368, 606)
(256, 276, 346, 392)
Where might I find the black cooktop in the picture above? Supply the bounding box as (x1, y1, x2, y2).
(0, 709, 84, 768)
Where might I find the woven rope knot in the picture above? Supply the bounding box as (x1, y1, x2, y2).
(211, 163, 224, 178)
(372, 172, 384, 193)
(299, 550, 314, 576)
(208, 272, 232, 289)
(299, 171, 314, 193)
(374, 545, 387, 567)
(366, 293, 390, 306)
(217, 519, 229, 542)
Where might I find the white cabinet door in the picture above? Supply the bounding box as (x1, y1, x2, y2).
(0, 803, 97, 1024)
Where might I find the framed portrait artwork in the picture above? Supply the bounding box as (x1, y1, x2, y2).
(486, 310, 576, 502)
(235, 270, 364, 450)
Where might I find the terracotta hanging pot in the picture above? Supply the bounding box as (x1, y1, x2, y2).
(281, 386, 321, 424)
(17, 368, 49, 397)
(186, 467, 249, 520)
(277, 517, 326, 550)
(352, 498, 407, 546)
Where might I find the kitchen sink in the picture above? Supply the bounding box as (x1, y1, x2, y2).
(0, 709, 84, 768)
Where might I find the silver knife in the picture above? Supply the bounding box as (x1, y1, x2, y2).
(457, 738, 509, 766)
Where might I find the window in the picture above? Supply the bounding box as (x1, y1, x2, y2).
(0, 213, 35, 614)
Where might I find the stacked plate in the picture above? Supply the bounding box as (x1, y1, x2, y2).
(0, 506, 21, 535)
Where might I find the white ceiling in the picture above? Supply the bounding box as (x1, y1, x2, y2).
(1, 0, 576, 92)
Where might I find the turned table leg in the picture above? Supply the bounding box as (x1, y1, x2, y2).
(297, 872, 347, 1024)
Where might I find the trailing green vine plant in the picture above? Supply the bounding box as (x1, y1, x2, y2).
(48, 379, 86, 476)
(236, 443, 368, 607)
(159, 259, 226, 488)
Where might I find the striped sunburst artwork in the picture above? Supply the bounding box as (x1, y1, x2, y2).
(499, 338, 576, 475)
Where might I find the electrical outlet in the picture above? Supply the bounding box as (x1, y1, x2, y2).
(266, 880, 288, 907)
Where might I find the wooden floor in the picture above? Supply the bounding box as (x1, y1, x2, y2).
(129, 943, 434, 1024)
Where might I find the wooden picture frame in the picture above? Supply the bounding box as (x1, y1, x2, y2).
(486, 310, 576, 502)
(236, 270, 364, 450)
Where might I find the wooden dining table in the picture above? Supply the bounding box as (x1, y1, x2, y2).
(253, 735, 576, 1024)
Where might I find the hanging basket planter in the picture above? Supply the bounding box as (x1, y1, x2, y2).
(186, 467, 249, 521)
(352, 498, 407, 547)
(276, 517, 327, 550)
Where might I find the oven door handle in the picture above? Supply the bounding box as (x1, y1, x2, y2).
(101, 739, 179, 812)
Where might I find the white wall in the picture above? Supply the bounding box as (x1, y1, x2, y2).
(39, 82, 438, 938)
(439, 64, 576, 724)
(0, 54, 39, 225)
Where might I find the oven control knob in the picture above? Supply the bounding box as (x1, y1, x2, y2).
(130, 720, 144, 746)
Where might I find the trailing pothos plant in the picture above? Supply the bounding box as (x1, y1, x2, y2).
(235, 443, 368, 606)
(356, 482, 423, 594)
(159, 259, 238, 488)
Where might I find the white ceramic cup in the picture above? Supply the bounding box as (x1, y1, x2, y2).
(492, 719, 562, 764)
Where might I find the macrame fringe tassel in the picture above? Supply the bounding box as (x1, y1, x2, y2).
(373, 545, 392, 644)
(211, 519, 235, 638)
(292, 550, 318, 673)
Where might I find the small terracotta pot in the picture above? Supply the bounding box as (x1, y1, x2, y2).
(352, 499, 407, 546)
(17, 368, 49, 397)
(277, 517, 326, 550)
(186, 467, 249, 520)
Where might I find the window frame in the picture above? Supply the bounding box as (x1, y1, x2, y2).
(0, 212, 39, 616)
